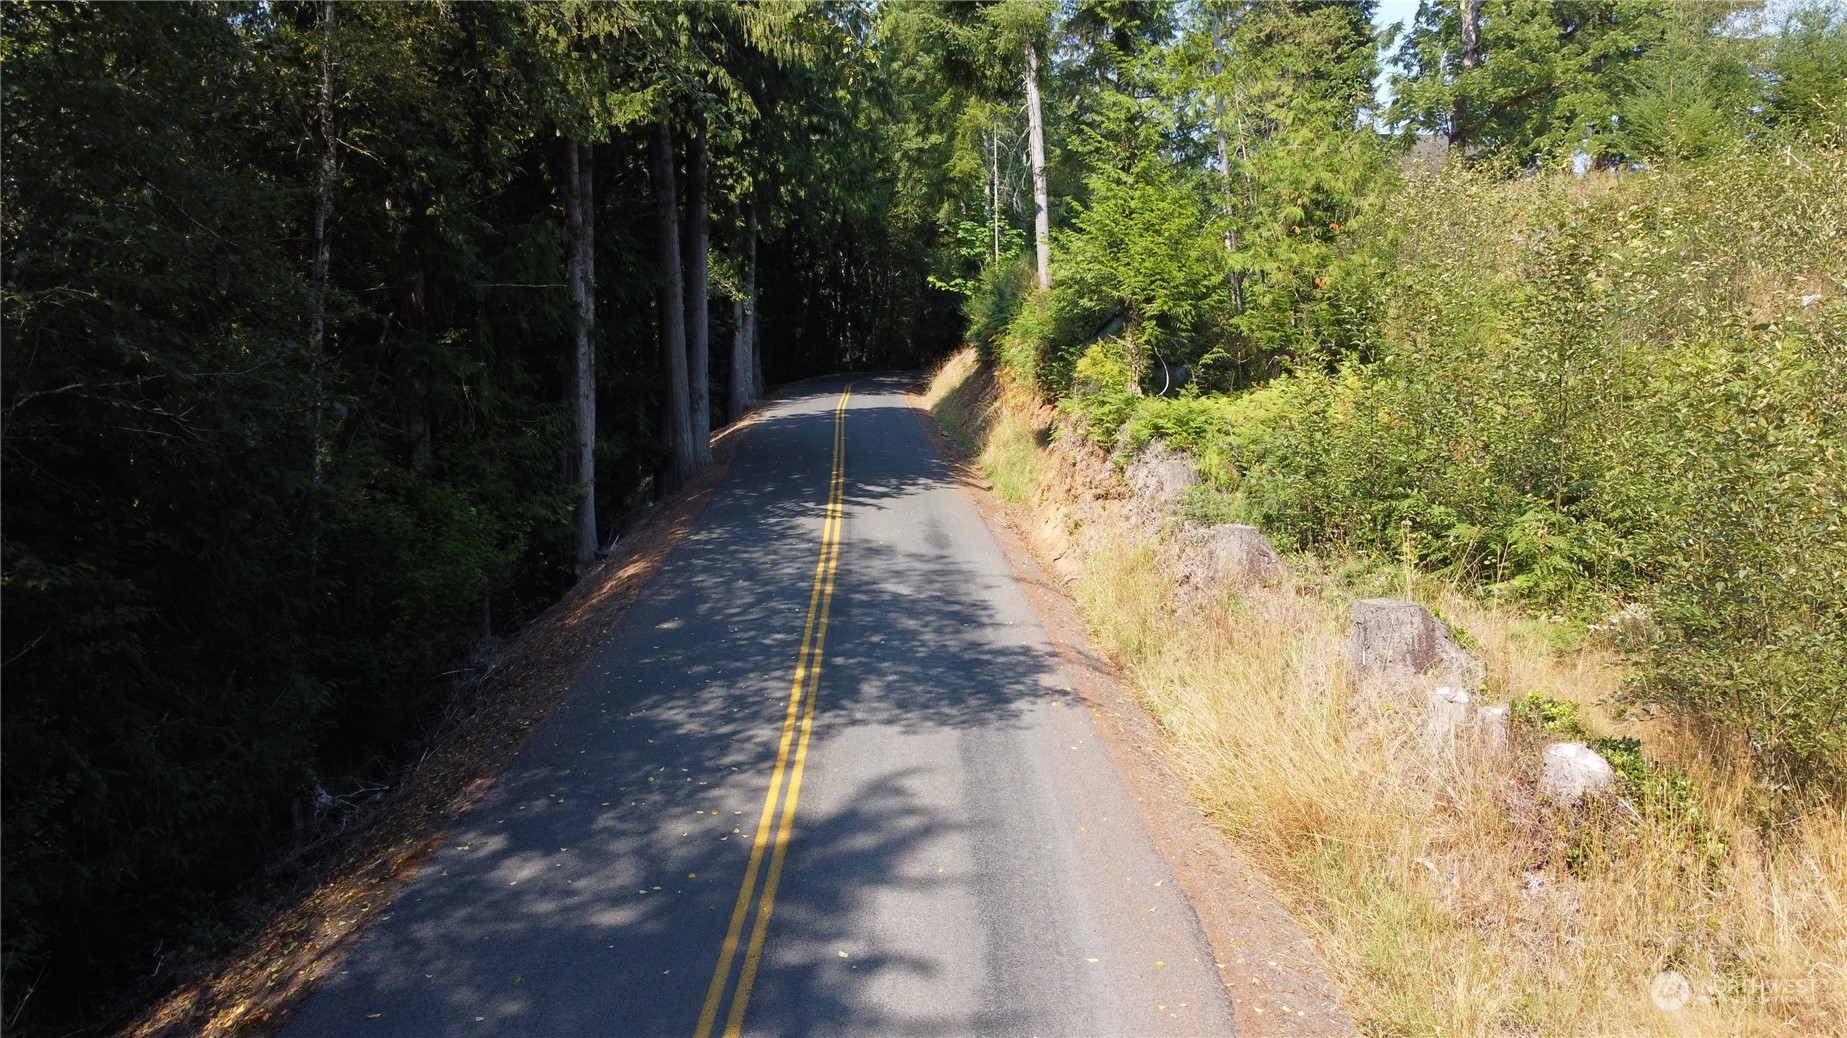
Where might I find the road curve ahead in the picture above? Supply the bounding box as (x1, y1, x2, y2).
(286, 376, 1238, 1037)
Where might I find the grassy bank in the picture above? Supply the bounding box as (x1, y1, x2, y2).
(925, 348, 1846, 1036)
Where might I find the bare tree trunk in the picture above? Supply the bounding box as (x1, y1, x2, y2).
(745, 201, 761, 401)
(989, 129, 1001, 263)
(1211, 12, 1248, 317)
(728, 294, 748, 422)
(1452, 0, 1485, 153)
(565, 139, 597, 570)
(650, 121, 697, 495)
(682, 117, 713, 465)
(727, 198, 760, 423)
(1024, 36, 1052, 293)
(309, 0, 337, 482)
(307, 0, 336, 574)
(1214, 104, 1245, 309)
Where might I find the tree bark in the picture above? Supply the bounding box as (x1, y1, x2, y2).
(1211, 12, 1245, 316)
(309, 0, 336, 494)
(1452, 0, 1485, 153)
(746, 201, 761, 401)
(989, 128, 1001, 263)
(565, 139, 597, 570)
(306, 0, 336, 578)
(727, 198, 760, 423)
(650, 121, 697, 495)
(1023, 35, 1052, 293)
(682, 116, 713, 465)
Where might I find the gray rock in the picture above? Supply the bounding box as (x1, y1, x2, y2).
(1424, 685, 1474, 749)
(1348, 598, 1484, 690)
(1540, 742, 1617, 804)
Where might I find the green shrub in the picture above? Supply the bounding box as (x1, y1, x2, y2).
(1060, 340, 1139, 445)
(963, 252, 1034, 363)
(1512, 692, 1590, 740)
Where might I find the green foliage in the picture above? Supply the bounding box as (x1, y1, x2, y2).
(964, 253, 1037, 362)
(1061, 340, 1140, 444)
(1, 2, 946, 1032)
(1144, 148, 1842, 786)
(1060, 155, 1229, 370)
(1390, 0, 1681, 164)
(1767, 4, 1847, 145)
(1512, 692, 1590, 740)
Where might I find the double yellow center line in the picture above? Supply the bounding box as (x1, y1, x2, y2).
(694, 386, 852, 1038)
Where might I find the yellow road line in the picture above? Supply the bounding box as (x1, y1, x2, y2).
(694, 386, 852, 1038)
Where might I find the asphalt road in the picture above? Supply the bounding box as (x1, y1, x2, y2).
(286, 376, 1238, 1037)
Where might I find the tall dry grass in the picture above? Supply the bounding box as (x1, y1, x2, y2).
(926, 349, 1847, 1037)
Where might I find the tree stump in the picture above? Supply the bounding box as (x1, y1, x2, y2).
(1540, 742, 1617, 804)
(1347, 598, 1484, 691)
(1124, 439, 1197, 518)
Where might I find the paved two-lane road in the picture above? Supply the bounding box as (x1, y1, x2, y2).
(287, 376, 1237, 1037)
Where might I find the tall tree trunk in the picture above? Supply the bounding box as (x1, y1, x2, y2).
(989, 128, 1001, 263)
(682, 116, 713, 465)
(727, 198, 760, 423)
(1023, 36, 1052, 293)
(1213, 118, 1246, 315)
(650, 121, 697, 495)
(1211, 12, 1249, 317)
(565, 139, 597, 570)
(307, 0, 336, 573)
(1452, 0, 1485, 153)
(746, 201, 761, 401)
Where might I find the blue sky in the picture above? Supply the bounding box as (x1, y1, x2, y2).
(1371, 0, 1422, 112)
(1374, 0, 1423, 38)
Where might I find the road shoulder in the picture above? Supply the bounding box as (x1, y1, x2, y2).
(906, 382, 1359, 1038)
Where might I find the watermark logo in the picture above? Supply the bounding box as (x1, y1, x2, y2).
(1650, 970, 1829, 1011)
(1711, 976, 1828, 1004)
(1650, 971, 1692, 1011)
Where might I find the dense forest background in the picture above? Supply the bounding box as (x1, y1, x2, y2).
(2, 1, 1843, 1034)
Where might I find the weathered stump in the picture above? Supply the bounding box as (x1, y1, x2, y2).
(1539, 742, 1616, 804)
(1347, 598, 1484, 691)
(1175, 521, 1287, 590)
(1423, 686, 1474, 749)
(1123, 439, 1197, 519)
(1476, 704, 1511, 750)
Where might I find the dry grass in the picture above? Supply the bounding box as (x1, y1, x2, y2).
(922, 346, 1043, 505)
(926, 348, 1847, 1037)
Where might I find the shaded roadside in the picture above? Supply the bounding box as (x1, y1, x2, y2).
(121, 409, 769, 1038)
